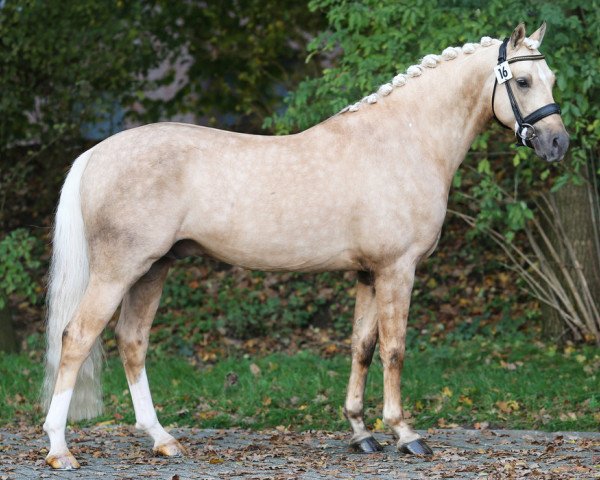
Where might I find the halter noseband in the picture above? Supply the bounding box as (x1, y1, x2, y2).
(491, 38, 561, 148)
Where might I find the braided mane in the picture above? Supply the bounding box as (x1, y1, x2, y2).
(340, 36, 541, 114)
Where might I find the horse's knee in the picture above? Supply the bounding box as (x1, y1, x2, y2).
(354, 334, 377, 367)
(380, 346, 405, 369)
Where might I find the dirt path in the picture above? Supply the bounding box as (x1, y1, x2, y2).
(1, 426, 598, 479)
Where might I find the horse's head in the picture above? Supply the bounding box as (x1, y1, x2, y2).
(492, 23, 569, 162)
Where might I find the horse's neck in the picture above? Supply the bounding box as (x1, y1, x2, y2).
(398, 47, 496, 178)
(338, 46, 498, 186)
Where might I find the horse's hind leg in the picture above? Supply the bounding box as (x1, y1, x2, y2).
(115, 257, 185, 457)
(44, 276, 128, 469)
(343, 272, 383, 453)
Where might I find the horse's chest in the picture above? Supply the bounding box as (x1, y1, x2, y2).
(358, 190, 448, 260)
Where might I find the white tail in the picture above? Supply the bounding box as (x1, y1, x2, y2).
(42, 148, 104, 421)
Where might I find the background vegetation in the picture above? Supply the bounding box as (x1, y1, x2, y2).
(0, 0, 598, 432)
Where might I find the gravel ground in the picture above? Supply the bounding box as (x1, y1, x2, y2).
(1, 426, 599, 479)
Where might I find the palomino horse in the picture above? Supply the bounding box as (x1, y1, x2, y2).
(42, 23, 568, 469)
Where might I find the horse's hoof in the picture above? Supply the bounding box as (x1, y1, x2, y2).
(398, 438, 433, 456)
(46, 450, 81, 469)
(351, 436, 383, 453)
(153, 438, 187, 457)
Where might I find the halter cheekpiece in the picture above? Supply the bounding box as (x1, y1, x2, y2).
(492, 37, 561, 148)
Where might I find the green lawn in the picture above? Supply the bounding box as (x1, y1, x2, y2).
(1, 335, 598, 432)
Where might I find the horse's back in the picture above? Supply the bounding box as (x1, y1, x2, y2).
(79, 123, 366, 273)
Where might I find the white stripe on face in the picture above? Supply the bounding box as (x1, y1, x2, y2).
(536, 63, 553, 90)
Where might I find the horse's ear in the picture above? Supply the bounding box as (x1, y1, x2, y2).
(510, 23, 526, 49)
(529, 22, 547, 45)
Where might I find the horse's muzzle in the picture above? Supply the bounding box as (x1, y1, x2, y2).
(535, 129, 570, 163)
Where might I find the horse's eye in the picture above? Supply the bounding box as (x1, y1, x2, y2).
(516, 78, 529, 88)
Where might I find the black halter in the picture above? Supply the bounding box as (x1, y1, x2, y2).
(491, 38, 561, 148)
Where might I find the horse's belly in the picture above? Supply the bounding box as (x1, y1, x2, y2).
(189, 230, 361, 272)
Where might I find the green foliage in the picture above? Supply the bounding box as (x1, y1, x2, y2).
(269, 0, 599, 239)
(155, 259, 355, 348)
(0, 1, 163, 148)
(147, 0, 325, 132)
(0, 229, 41, 309)
(0, 0, 165, 228)
(0, 1, 324, 229)
(2, 335, 598, 431)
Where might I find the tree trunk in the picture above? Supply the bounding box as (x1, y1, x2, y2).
(0, 296, 19, 353)
(541, 153, 600, 343)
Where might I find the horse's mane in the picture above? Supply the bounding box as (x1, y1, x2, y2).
(341, 35, 541, 114)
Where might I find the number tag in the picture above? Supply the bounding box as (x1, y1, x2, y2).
(495, 61, 513, 84)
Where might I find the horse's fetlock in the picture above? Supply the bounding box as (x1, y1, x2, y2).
(135, 420, 148, 431)
(43, 417, 63, 439)
(343, 406, 362, 421)
(383, 405, 403, 428)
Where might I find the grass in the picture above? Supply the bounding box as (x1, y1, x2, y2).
(1, 335, 598, 432)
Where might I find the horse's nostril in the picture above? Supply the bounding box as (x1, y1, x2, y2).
(552, 136, 559, 150)
(548, 133, 569, 162)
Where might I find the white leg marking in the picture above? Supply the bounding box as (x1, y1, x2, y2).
(43, 389, 73, 454)
(395, 422, 421, 444)
(348, 416, 372, 443)
(384, 404, 420, 444)
(129, 368, 173, 446)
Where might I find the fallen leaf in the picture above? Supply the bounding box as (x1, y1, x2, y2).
(441, 386, 453, 398)
(559, 412, 577, 421)
(496, 400, 519, 414)
(197, 410, 219, 420)
(500, 360, 517, 370)
(95, 420, 115, 426)
(437, 417, 459, 428)
(373, 418, 385, 432)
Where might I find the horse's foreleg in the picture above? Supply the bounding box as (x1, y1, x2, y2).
(343, 272, 382, 453)
(376, 261, 433, 456)
(115, 257, 186, 457)
(44, 277, 127, 469)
